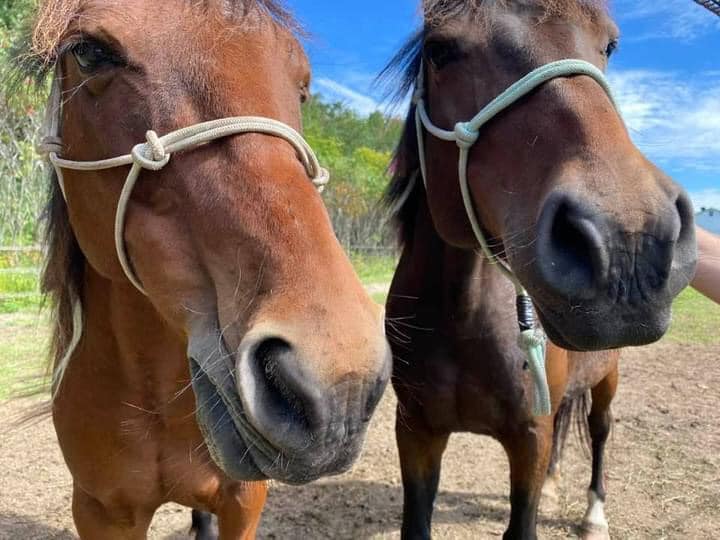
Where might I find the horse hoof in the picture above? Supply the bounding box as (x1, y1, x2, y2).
(581, 522, 610, 540)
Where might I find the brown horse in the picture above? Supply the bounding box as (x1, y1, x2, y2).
(15, 1, 390, 538)
(383, 1, 697, 539)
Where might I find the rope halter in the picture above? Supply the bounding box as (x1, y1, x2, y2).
(412, 59, 620, 416)
(39, 77, 330, 296)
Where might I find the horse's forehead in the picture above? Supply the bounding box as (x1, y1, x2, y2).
(72, 1, 306, 80)
(428, 0, 615, 58)
(426, 0, 612, 32)
(74, 2, 258, 45)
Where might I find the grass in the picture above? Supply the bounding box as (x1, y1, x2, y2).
(0, 267, 40, 293)
(0, 265, 43, 314)
(666, 287, 720, 345)
(0, 254, 717, 400)
(349, 252, 397, 285)
(0, 309, 49, 400)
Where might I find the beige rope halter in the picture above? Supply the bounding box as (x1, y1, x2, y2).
(38, 74, 330, 397)
(39, 76, 329, 295)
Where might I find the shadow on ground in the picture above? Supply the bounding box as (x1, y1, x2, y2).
(202, 480, 578, 539)
(0, 513, 75, 540)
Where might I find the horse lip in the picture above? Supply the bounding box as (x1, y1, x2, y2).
(187, 355, 267, 481)
(187, 322, 283, 480)
(187, 322, 338, 484)
(533, 297, 670, 352)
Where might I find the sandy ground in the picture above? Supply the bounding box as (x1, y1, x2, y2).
(1, 340, 718, 539)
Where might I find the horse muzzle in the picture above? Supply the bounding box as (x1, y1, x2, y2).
(516, 189, 698, 351)
(187, 322, 390, 484)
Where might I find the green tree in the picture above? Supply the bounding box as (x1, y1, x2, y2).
(0, 0, 33, 31)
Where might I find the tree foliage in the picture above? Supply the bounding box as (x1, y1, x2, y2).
(0, 1, 33, 31)
(1, 3, 47, 246)
(303, 98, 402, 248)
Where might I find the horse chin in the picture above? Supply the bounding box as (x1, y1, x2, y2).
(188, 357, 268, 481)
(186, 325, 366, 485)
(534, 302, 671, 352)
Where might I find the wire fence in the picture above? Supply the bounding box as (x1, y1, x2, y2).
(0, 96, 47, 247)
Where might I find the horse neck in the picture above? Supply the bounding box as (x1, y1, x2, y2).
(74, 263, 190, 407)
(401, 196, 515, 326)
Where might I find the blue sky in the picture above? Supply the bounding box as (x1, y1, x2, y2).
(285, 0, 720, 210)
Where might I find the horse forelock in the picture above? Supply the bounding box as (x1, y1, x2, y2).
(421, 0, 608, 25)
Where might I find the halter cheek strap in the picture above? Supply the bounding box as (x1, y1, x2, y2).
(412, 59, 620, 416)
(39, 76, 329, 296)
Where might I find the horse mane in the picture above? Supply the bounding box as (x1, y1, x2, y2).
(5, 0, 300, 397)
(379, 0, 608, 247)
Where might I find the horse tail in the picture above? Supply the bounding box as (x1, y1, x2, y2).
(550, 391, 592, 471)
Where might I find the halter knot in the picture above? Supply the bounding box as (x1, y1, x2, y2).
(37, 136, 64, 156)
(454, 122, 479, 149)
(131, 130, 171, 171)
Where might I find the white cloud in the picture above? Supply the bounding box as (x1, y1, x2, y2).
(691, 189, 720, 211)
(614, 0, 720, 41)
(313, 78, 381, 116)
(609, 69, 720, 173)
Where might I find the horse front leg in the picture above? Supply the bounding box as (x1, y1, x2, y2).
(581, 367, 618, 540)
(502, 416, 554, 540)
(540, 398, 573, 510)
(191, 509, 216, 539)
(396, 409, 450, 540)
(215, 481, 267, 540)
(72, 485, 155, 540)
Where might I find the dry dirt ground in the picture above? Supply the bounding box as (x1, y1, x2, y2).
(1, 341, 718, 539)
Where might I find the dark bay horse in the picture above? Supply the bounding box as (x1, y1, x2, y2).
(16, 1, 390, 537)
(383, 1, 697, 539)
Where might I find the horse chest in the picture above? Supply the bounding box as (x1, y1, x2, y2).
(53, 358, 224, 507)
(396, 330, 530, 435)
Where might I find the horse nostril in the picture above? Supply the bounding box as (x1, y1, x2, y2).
(237, 335, 329, 450)
(536, 193, 609, 299)
(551, 202, 594, 280)
(253, 338, 309, 428)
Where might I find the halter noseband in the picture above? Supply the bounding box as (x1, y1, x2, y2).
(39, 75, 329, 295)
(412, 59, 620, 416)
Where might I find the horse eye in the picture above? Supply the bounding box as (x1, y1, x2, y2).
(604, 39, 619, 59)
(424, 40, 459, 70)
(71, 40, 118, 73)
